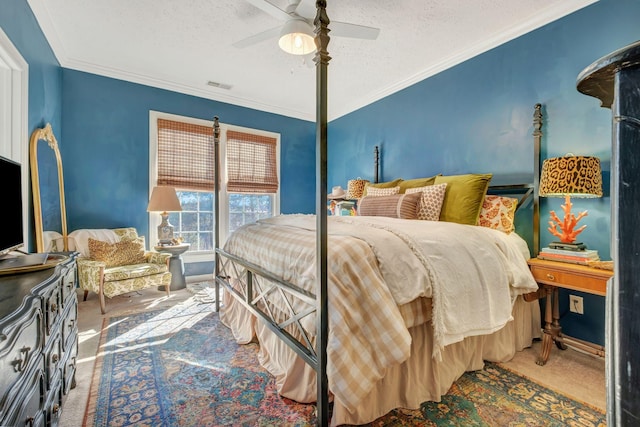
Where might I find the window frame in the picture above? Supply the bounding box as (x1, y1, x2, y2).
(149, 111, 281, 264)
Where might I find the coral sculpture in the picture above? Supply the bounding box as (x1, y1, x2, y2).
(548, 195, 588, 243)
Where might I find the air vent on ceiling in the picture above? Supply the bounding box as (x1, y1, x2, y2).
(207, 81, 232, 90)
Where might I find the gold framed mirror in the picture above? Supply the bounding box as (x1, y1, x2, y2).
(30, 123, 68, 252)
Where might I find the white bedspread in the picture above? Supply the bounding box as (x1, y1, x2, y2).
(221, 214, 538, 411)
(266, 215, 537, 354)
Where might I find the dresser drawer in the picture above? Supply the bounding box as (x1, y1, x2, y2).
(61, 267, 76, 310)
(1, 366, 45, 427)
(61, 298, 78, 351)
(529, 264, 608, 295)
(62, 335, 77, 395)
(44, 332, 62, 390)
(0, 300, 43, 419)
(43, 285, 62, 336)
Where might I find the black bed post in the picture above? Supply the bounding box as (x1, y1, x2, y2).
(532, 104, 542, 257)
(213, 116, 221, 312)
(374, 145, 379, 183)
(313, 1, 330, 425)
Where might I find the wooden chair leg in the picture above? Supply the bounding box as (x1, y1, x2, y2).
(83, 290, 89, 301)
(99, 267, 106, 315)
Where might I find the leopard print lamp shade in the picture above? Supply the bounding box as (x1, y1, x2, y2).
(539, 155, 603, 198)
(346, 178, 370, 200)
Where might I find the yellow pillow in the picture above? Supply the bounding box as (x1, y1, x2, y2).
(434, 173, 493, 225)
(398, 175, 440, 193)
(362, 178, 403, 196)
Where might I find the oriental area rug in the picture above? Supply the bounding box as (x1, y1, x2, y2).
(84, 297, 606, 427)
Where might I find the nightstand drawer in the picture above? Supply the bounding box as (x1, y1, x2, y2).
(529, 263, 610, 296)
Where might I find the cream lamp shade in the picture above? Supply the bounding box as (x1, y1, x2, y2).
(147, 186, 182, 245)
(278, 19, 315, 55)
(538, 155, 602, 245)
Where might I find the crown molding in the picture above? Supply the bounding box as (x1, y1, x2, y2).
(61, 57, 315, 122)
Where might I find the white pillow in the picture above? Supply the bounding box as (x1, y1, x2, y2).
(405, 183, 447, 221)
(365, 185, 400, 197)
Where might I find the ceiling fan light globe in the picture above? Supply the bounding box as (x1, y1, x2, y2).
(278, 19, 315, 55)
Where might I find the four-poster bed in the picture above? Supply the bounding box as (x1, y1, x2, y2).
(213, 2, 542, 425)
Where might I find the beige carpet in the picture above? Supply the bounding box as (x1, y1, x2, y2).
(60, 286, 606, 426)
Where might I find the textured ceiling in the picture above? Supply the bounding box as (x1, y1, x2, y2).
(27, 0, 597, 121)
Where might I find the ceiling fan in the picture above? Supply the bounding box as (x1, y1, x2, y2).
(234, 0, 380, 55)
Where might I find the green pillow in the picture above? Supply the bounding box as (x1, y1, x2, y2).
(363, 178, 403, 196)
(398, 175, 440, 193)
(434, 173, 493, 225)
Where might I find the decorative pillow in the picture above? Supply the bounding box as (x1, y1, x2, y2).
(366, 185, 400, 197)
(433, 173, 493, 225)
(398, 175, 440, 193)
(362, 178, 403, 196)
(406, 183, 448, 221)
(88, 237, 147, 267)
(477, 195, 518, 233)
(357, 192, 421, 219)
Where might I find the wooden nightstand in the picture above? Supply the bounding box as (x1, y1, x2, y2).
(527, 257, 613, 366)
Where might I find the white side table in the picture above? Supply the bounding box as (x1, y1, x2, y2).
(154, 243, 190, 291)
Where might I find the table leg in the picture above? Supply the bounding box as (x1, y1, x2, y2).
(537, 285, 554, 366)
(552, 287, 568, 350)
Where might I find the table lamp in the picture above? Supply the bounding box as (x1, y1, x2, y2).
(147, 186, 182, 245)
(538, 155, 603, 249)
(345, 178, 370, 200)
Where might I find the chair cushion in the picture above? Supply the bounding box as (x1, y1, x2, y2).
(103, 262, 169, 282)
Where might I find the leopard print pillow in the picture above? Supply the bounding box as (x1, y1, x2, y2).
(88, 237, 146, 267)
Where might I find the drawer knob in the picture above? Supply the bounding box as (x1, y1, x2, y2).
(546, 273, 555, 281)
(52, 353, 59, 363)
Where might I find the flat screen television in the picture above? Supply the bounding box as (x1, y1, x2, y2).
(1, 155, 24, 256)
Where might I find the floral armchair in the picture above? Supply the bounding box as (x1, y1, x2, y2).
(70, 227, 172, 314)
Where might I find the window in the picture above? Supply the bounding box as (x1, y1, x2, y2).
(149, 112, 280, 263)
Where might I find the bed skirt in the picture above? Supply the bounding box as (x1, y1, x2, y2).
(220, 294, 541, 426)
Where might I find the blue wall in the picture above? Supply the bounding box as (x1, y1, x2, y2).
(1, 0, 63, 251)
(329, 0, 639, 345)
(1, 0, 62, 134)
(61, 70, 316, 233)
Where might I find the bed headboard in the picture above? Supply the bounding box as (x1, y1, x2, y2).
(486, 103, 541, 256)
(370, 104, 542, 255)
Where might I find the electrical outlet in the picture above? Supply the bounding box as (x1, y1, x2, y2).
(569, 295, 584, 314)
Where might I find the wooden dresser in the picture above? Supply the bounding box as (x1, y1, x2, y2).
(0, 253, 78, 427)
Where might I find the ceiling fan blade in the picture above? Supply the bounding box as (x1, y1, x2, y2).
(245, 0, 291, 21)
(331, 21, 380, 40)
(232, 26, 281, 49)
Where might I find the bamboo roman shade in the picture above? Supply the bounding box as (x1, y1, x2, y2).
(157, 119, 215, 191)
(226, 130, 279, 193)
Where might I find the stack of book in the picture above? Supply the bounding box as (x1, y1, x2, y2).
(538, 245, 600, 265)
